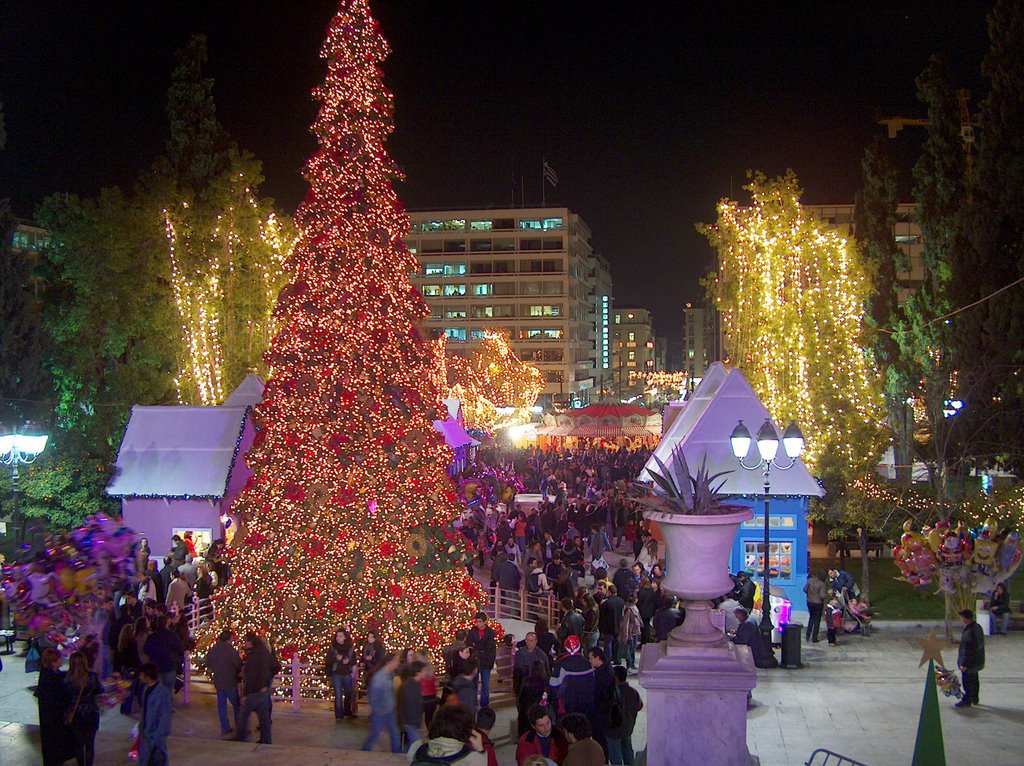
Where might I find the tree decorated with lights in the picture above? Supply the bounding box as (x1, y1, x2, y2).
(160, 35, 298, 405)
(198, 0, 484, 661)
(441, 330, 544, 433)
(702, 171, 886, 474)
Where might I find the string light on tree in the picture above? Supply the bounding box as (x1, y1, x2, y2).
(701, 171, 887, 474)
(164, 181, 298, 406)
(197, 0, 484, 664)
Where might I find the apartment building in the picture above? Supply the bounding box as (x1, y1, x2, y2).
(611, 307, 655, 398)
(403, 207, 601, 406)
(682, 300, 722, 381)
(803, 202, 925, 298)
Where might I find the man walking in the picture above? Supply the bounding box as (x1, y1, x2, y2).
(362, 653, 402, 752)
(138, 662, 172, 766)
(466, 612, 497, 708)
(803, 571, 828, 643)
(205, 629, 242, 736)
(235, 632, 275, 744)
(956, 608, 985, 708)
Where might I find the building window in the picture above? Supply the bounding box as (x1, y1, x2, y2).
(544, 329, 563, 339)
(443, 240, 466, 253)
(471, 239, 492, 252)
(422, 219, 465, 232)
(628, 351, 636, 361)
(493, 238, 515, 251)
(470, 220, 493, 231)
(614, 314, 621, 324)
(470, 262, 492, 274)
(445, 328, 467, 341)
(443, 284, 467, 296)
(519, 218, 543, 230)
(421, 285, 442, 297)
(520, 239, 543, 251)
(493, 282, 516, 295)
(526, 304, 562, 317)
(628, 332, 636, 342)
(493, 260, 514, 273)
(470, 329, 486, 340)
(543, 238, 564, 251)
(542, 217, 564, 230)
(424, 264, 444, 276)
(473, 284, 493, 296)
(543, 259, 562, 272)
(545, 371, 563, 383)
(443, 263, 467, 276)
(743, 542, 793, 581)
(445, 308, 467, 319)
(421, 240, 442, 253)
(492, 218, 515, 230)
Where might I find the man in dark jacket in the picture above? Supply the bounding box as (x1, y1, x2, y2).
(587, 648, 616, 758)
(549, 635, 594, 723)
(956, 609, 985, 708)
(733, 572, 756, 611)
(496, 558, 522, 591)
(611, 559, 636, 601)
(598, 585, 626, 663)
(606, 664, 643, 766)
(653, 595, 684, 641)
(143, 615, 183, 694)
(465, 612, 497, 708)
(557, 598, 585, 644)
(205, 629, 242, 735)
(235, 632, 276, 744)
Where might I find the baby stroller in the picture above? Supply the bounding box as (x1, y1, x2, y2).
(934, 664, 963, 699)
(835, 591, 872, 637)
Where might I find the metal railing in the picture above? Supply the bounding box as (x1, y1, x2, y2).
(805, 748, 871, 766)
(484, 585, 559, 628)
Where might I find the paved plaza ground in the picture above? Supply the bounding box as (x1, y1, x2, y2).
(0, 621, 1021, 765)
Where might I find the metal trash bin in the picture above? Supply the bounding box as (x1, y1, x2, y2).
(781, 622, 803, 669)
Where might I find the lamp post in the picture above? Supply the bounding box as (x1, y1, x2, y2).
(730, 417, 804, 667)
(1, 426, 49, 550)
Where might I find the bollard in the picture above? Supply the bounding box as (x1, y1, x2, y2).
(291, 654, 302, 711)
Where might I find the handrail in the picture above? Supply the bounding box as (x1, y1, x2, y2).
(805, 748, 871, 766)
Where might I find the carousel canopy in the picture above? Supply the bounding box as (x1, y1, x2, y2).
(433, 418, 480, 449)
(536, 402, 661, 438)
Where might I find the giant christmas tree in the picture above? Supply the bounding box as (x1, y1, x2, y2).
(199, 0, 484, 661)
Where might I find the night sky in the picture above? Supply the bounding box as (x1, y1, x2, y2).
(0, 2, 991, 341)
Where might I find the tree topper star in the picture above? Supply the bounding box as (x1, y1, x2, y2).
(916, 627, 947, 668)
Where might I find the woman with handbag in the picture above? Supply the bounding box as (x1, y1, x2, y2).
(64, 650, 102, 766)
(35, 648, 75, 766)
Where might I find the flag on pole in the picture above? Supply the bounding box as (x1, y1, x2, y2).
(543, 160, 559, 188)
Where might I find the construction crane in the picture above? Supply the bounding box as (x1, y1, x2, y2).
(877, 88, 978, 202)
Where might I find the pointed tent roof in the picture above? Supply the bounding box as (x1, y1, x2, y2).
(106, 404, 251, 498)
(224, 374, 266, 407)
(640, 363, 824, 497)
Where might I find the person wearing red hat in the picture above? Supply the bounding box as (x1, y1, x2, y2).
(547, 635, 595, 724)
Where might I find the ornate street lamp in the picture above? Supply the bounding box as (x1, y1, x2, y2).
(730, 418, 804, 667)
(1, 426, 49, 549)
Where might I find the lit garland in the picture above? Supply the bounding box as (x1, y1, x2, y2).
(196, 0, 485, 665)
(643, 371, 689, 395)
(851, 476, 1024, 530)
(441, 330, 544, 433)
(702, 172, 887, 473)
(164, 179, 298, 406)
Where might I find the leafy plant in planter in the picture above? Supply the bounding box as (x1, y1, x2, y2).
(634, 443, 745, 516)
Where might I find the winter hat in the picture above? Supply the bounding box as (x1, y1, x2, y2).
(563, 635, 581, 655)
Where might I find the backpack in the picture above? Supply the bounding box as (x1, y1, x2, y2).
(608, 681, 624, 729)
(410, 743, 473, 765)
(526, 572, 541, 594)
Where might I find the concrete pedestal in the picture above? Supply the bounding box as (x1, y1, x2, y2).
(639, 636, 758, 766)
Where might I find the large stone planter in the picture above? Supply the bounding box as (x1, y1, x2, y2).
(641, 506, 758, 766)
(646, 507, 753, 599)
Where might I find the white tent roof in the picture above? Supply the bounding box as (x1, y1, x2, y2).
(224, 374, 265, 406)
(433, 418, 479, 449)
(442, 399, 462, 421)
(106, 405, 251, 498)
(641, 363, 824, 498)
